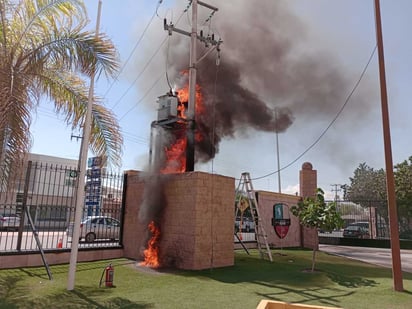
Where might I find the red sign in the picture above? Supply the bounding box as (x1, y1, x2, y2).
(275, 224, 290, 239)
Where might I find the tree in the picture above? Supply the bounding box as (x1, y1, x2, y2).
(346, 163, 387, 204)
(345, 163, 388, 225)
(290, 188, 344, 272)
(0, 0, 122, 190)
(394, 157, 412, 232)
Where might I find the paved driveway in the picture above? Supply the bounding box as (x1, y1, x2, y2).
(319, 244, 412, 273)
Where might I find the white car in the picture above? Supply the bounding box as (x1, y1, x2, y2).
(0, 214, 21, 231)
(66, 216, 120, 243)
(235, 216, 256, 232)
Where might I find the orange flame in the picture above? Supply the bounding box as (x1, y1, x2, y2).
(144, 76, 205, 268)
(160, 82, 204, 174)
(177, 84, 204, 117)
(139, 221, 161, 268)
(160, 137, 187, 174)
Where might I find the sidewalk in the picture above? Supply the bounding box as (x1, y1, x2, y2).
(319, 244, 412, 273)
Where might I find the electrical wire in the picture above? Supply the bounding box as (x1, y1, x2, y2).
(118, 72, 164, 121)
(248, 45, 378, 182)
(110, 35, 168, 111)
(208, 42, 220, 272)
(121, 130, 150, 145)
(105, 1, 162, 100)
(110, 9, 186, 111)
(209, 52, 220, 175)
(155, 0, 163, 18)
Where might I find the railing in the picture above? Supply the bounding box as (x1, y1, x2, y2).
(0, 161, 124, 253)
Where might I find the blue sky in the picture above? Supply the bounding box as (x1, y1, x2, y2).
(31, 0, 412, 199)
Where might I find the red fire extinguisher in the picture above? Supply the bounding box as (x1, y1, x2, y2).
(99, 263, 114, 287)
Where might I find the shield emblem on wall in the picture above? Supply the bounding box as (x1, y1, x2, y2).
(272, 203, 291, 239)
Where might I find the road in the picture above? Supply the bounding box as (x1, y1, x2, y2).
(319, 244, 412, 273)
(0, 230, 68, 251)
(0, 230, 119, 251)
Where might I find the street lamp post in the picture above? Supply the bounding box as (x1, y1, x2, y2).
(275, 108, 281, 193)
(67, 0, 102, 291)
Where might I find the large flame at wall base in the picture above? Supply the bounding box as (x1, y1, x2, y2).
(139, 221, 161, 268)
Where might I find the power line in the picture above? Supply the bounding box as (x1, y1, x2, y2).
(249, 45, 377, 182)
(118, 72, 164, 121)
(104, 1, 162, 99)
(110, 9, 186, 111)
(110, 35, 168, 110)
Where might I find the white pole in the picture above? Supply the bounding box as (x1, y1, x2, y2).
(67, 0, 102, 291)
(188, 0, 197, 122)
(275, 108, 281, 193)
(185, 0, 197, 171)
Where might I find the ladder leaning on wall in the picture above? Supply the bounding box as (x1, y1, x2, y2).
(235, 172, 273, 262)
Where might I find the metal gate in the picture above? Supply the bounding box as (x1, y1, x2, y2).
(0, 160, 124, 253)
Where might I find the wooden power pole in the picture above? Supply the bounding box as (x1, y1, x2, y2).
(374, 0, 403, 291)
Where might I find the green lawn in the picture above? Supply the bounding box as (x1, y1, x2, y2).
(0, 249, 411, 308)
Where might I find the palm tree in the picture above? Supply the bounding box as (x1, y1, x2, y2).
(0, 0, 122, 190)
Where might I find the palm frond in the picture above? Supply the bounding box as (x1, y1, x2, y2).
(31, 67, 122, 167)
(90, 103, 123, 168)
(0, 0, 122, 187)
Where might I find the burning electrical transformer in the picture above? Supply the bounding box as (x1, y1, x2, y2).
(149, 91, 189, 174)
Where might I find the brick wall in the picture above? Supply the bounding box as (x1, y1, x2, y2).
(255, 191, 301, 248)
(122, 171, 235, 270)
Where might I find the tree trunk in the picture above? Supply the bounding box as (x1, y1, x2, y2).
(311, 249, 317, 272)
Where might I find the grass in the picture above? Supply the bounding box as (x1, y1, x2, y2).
(0, 249, 411, 308)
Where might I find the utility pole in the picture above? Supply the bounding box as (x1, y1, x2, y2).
(330, 184, 341, 202)
(67, 0, 102, 291)
(164, 0, 222, 171)
(374, 0, 403, 291)
(70, 134, 82, 142)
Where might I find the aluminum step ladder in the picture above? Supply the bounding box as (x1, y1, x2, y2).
(235, 172, 273, 262)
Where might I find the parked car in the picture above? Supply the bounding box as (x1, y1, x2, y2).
(343, 223, 369, 239)
(0, 214, 21, 231)
(66, 216, 120, 243)
(352, 221, 370, 230)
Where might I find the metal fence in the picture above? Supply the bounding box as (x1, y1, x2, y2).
(316, 200, 398, 243)
(234, 199, 395, 245)
(334, 200, 390, 238)
(0, 160, 124, 253)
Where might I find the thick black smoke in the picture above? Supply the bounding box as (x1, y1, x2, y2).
(138, 174, 167, 227)
(166, 1, 373, 164)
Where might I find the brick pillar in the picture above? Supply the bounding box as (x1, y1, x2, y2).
(298, 162, 318, 250)
(299, 162, 317, 198)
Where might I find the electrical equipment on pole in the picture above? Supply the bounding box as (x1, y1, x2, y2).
(163, 0, 222, 171)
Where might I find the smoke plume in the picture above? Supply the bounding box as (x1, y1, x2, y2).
(145, 0, 375, 166)
(138, 174, 167, 227)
